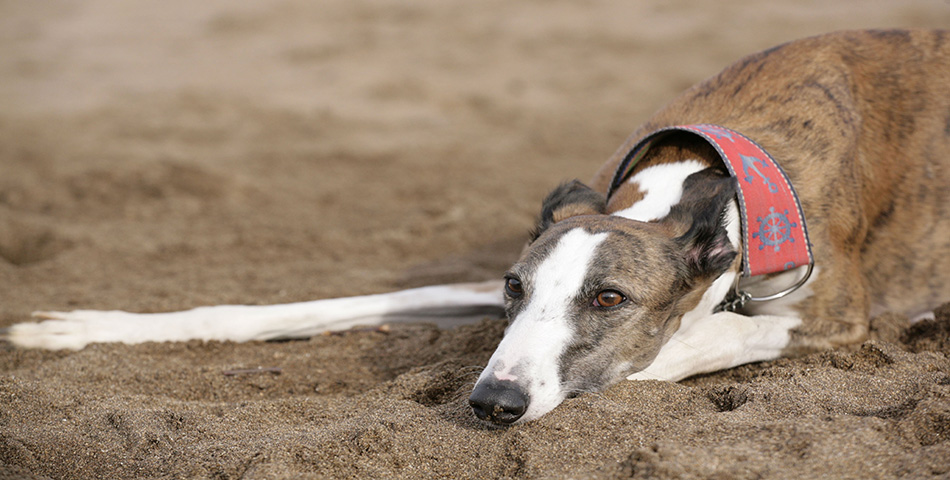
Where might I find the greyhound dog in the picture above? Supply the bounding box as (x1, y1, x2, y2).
(5, 29, 949, 425)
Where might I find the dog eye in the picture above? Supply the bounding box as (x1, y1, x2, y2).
(592, 290, 626, 308)
(504, 277, 524, 298)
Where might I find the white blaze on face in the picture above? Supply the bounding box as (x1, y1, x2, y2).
(613, 160, 707, 221)
(478, 228, 608, 422)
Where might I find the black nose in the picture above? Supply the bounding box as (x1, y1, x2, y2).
(468, 380, 529, 424)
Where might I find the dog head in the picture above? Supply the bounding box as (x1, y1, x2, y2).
(469, 169, 737, 424)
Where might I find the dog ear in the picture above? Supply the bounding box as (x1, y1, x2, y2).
(531, 180, 607, 241)
(665, 169, 738, 279)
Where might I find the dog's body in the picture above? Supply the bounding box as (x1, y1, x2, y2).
(5, 30, 950, 424)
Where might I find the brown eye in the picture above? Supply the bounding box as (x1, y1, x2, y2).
(505, 277, 524, 298)
(593, 290, 626, 308)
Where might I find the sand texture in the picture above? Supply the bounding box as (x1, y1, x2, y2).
(2, 1, 949, 478)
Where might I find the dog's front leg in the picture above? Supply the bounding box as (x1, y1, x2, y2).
(3, 280, 505, 350)
(627, 311, 802, 382)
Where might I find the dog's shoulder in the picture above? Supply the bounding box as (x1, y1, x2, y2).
(591, 29, 950, 194)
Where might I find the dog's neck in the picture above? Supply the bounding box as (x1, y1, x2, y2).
(609, 124, 814, 284)
(604, 138, 744, 321)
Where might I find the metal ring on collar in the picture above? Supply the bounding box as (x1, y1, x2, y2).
(744, 262, 815, 303)
(717, 262, 814, 313)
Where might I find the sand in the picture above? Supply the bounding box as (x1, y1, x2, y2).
(1, 1, 949, 478)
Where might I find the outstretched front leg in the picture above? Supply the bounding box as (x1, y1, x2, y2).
(627, 311, 802, 382)
(3, 280, 505, 350)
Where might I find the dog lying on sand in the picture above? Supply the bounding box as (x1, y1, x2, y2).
(6, 29, 949, 425)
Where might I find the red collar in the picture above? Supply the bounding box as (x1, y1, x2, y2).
(608, 124, 813, 279)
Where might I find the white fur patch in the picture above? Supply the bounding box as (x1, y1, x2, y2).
(613, 160, 707, 221)
(478, 228, 608, 423)
(627, 311, 801, 382)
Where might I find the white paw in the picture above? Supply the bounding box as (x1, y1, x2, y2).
(2, 310, 134, 350)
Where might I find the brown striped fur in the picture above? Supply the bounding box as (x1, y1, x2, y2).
(587, 29, 950, 352)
